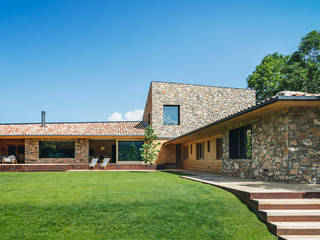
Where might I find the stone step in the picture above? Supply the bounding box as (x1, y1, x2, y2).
(279, 235, 320, 240)
(251, 192, 320, 200)
(254, 199, 320, 210)
(270, 222, 320, 235)
(261, 210, 320, 222)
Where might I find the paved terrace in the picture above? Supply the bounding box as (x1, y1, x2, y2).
(171, 170, 320, 193)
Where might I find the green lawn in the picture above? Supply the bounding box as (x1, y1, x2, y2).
(0, 171, 276, 240)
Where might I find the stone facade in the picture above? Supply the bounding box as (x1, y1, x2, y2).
(222, 107, 320, 184)
(142, 85, 152, 125)
(143, 81, 256, 138)
(25, 138, 89, 164)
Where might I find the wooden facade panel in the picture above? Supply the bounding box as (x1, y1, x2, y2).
(180, 134, 223, 172)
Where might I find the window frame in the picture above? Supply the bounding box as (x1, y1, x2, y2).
(163, 105, 180, 125)
(183, 145, 189, 160)
(118, 141, 144, 161)
(39, 141, 75, 158)
(229, 125, 252, 159)
(216, 138, 222, 160)
(196, 142, 204, 160)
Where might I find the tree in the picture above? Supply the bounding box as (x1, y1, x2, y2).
(247, 53, 289, 102)
(140, 125, 161, 164)
(247, 30, 320, 101)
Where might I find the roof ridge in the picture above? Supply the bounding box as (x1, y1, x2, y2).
(151, 80, 254, 91)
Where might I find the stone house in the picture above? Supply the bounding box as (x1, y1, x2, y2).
(165, 92, 320, 183)
(1, 81, 320, 183)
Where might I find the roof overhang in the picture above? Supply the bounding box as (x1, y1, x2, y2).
(0, 135, 145, 139)
(165, 96, 320, 145)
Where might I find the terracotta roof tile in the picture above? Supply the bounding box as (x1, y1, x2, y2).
(0, 121, 146, 137)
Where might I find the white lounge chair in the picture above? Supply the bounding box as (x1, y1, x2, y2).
(101, 158, 110, 170)
(89, 158, 98, 169)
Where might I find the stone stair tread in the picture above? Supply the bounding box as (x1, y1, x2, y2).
(263, 210, 320, 216)
(271, 222, 320, 229)
(256, 199, 320, 204)
(279, 235, 320, 240)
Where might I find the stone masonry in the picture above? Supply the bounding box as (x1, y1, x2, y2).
(222, 107, 320, 184)
(25, 138, 89, 164)
(143, 81, 256, 138)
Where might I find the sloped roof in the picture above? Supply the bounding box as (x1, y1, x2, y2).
(165, 95, 320, 144)
(0, 121, 146, 137)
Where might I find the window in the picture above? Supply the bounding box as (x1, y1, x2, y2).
(183, 145, 189, 160)
(39, 141, 75, 158)
(148, 114, 151, 124)
(216, 138, 222, 160)
(207, 140, 211, 152)
(8, 145, 16, 155)
(190, 144, 192, 154)
(17, 146, 25, 155)
(229, 126, 252, 159)
(118, 141, 144, 161)
(163, 105, 180, 125)
(196, 142, 204, 160)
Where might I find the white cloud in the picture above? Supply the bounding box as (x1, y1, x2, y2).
(107, 112, 123, 121)
(107, 109, 143, 121)
(124, 109, 143, 121)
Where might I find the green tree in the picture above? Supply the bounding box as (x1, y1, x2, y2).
(247, 53, 289, 102)
(140, 125, 161, 164)
(247, 30, 320, 101)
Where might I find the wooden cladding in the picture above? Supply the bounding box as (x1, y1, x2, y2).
(181, 134, 223, 173)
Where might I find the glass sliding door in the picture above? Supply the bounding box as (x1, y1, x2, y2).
(118, 141, 144, 161)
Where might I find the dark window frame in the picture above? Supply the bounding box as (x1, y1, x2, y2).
(229, 126, 252, 159)
(39, 141, 75, 158)
(196, 142, 204, 160)
(216, 138, 222, 160)
(118, 141, 144, 161)
(183, 145, 189, 160)
(163, 105, 180, 125)
(148, 114, 151, 125)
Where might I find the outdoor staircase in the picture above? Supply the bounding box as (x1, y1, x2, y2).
(251, 193, 320, 240)
(179, 174, 320, 240)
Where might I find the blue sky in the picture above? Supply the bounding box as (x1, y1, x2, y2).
(1, 0, 319, 123)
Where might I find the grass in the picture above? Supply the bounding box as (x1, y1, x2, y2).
(0, 171, 276, 240)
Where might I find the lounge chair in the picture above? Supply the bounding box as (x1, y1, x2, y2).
(89, 158, 98, 169)
(100, 158, 110, 170)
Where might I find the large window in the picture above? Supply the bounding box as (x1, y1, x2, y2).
(196, 142, 204, 160)
(229, 126, 252, 159)
(163, 105, 180, 125)
(118, 141, 144, 161)
(39, 141, 75, 158)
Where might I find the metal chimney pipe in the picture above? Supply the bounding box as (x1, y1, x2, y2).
(41, 111, 46, 127)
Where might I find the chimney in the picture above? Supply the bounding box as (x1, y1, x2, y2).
(41, 111, 46, 127)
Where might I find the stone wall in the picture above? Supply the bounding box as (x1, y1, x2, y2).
(146, 81, 256, 138)
(142, 85, 152, 125)
(25, 138, 89, 164)
(222, 107, 320, 183)
(287, 107, 320, 183)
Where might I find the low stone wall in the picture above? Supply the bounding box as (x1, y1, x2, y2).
(25, 138, 89, 164)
